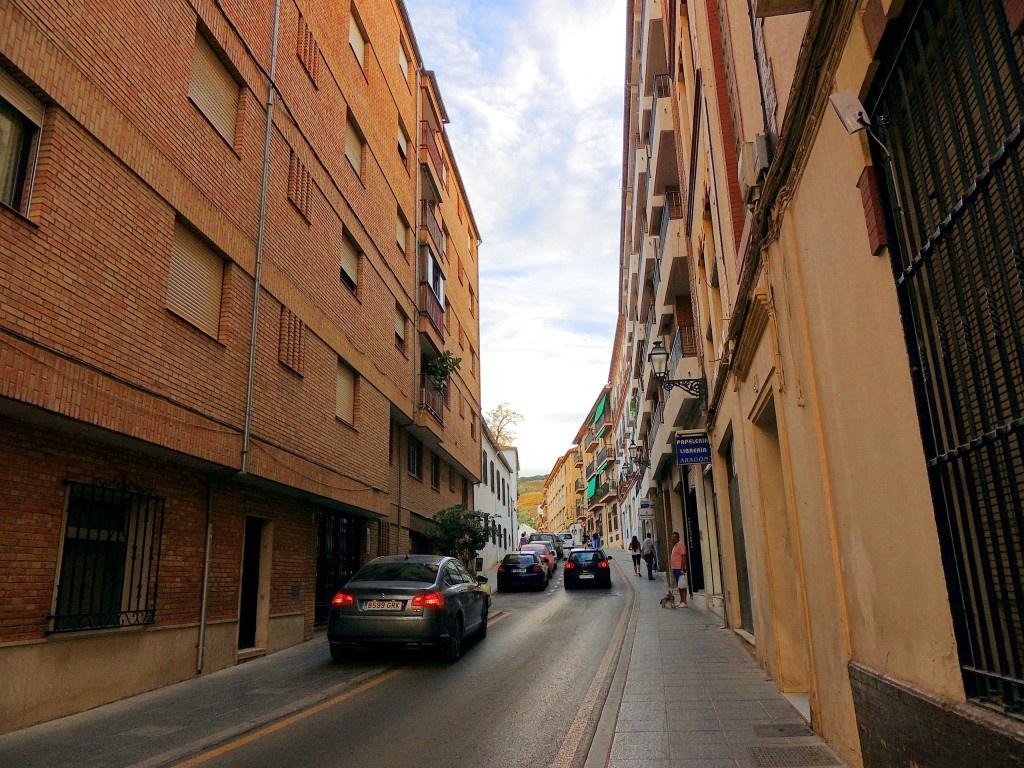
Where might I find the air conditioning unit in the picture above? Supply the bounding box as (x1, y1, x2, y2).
(738, 133, 772, 205)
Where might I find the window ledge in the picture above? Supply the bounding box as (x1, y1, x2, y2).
(0, 201, 39, 228)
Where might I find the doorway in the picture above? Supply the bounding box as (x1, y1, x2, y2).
(238, 517, 272, 651)
(724, 442, 754, 633)
(314, 510, 361, 626)
(683, 473, 705, 593)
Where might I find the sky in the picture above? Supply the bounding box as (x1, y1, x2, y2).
(404, 0, 627, 477)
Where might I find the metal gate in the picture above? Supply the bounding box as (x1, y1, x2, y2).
(869, 0, 1024, 714)
(314, 510, 361, 626)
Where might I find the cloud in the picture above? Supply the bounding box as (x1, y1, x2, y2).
(405, 0, 626, 475)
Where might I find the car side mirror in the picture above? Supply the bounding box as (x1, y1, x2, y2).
(476, 575, 489, 584)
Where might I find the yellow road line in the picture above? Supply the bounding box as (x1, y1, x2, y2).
(172, 667, 406, 767)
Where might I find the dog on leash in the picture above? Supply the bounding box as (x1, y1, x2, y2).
(659, 591, 677, 609)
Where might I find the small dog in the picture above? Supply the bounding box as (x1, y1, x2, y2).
(659, 591, 677, 609)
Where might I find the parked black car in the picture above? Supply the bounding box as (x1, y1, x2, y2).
(529, 532, 563, 559)
(563, 548, 613, 589)
(496, 552, 547, 592)
(327, 554, 488, 662)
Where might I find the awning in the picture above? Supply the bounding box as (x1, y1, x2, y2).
(586, 476, 597, 499)
(593, 395, 606, 424)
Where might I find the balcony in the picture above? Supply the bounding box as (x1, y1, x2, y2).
(418, 282, 445, 341)
(664, 325, 704, 431)
(595, 479, 617, 503)
(594, 409, 612, 437)
(650, 399, 664, 446)
(575, 479, 585, 493)
(419, 373, 444, 426)
(420, 121, 443, 184)
(659, 188, 683, 262)
(585, 459, 597, 479)
(573, 451, 583, 467)
(596, 445, 615, 472)
(584, 428, 598, 450)
(420, 201, 443, 255)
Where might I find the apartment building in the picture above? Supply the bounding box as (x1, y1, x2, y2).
(0, 0, 481, 731)
(474, 425, 518, 572)
(613, 0, 1024, 764)
(541, 448, 583, 537)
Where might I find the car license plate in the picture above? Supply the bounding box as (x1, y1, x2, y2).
(580, 574, 595, 579)
(363, 599, 403, 611)
(512, 568, 527, 573)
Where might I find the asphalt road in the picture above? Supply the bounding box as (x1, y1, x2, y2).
(176, 563, 630, 768)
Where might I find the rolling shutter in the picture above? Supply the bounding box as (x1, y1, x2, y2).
(0, 68, 43, 127)
(396, 215, 407, 250)
(398, 44, 409, 80)
(339, 233, 359, 289)
(349, 16, 365, 68)
(168, 225, 223, 337)
(345, 119, 362, 175)
(397, 127, 408, 160)
(336, 360, 355, 423)
(395, 306, 405, 342)
(189, 32, 239, 142)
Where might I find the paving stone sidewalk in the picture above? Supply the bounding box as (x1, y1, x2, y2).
(595, 550, 847, 768)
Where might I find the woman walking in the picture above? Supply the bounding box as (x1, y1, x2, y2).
(628, 535, 642, 577)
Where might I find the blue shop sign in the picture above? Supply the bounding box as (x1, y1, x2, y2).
(675, 434, 711, 465)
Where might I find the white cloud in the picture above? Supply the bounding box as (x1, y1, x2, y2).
(405, 0, 626, 475)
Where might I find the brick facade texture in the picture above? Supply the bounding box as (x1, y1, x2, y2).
(0, 0, 482, 726)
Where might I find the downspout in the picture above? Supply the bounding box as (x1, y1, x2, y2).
(241, 0, 283, 474)
(197, 478, 214, 673)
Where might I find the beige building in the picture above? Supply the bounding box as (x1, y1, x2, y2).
(542, 448, 584, 536)
(611, 0, 1024, 765)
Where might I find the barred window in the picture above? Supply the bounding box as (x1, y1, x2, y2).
(431, 453, 441, 490)
(52, 481, 165, 632)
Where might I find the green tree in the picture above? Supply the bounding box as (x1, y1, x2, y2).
(425, 504, 488, 570)
(484, 402, 524, 447)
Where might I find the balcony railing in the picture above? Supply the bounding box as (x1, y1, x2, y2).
(596, 445, 614, 470)
(573, 451, 583, 467)
(653, 73, 672, 113)
(420, 121, 443, 181)
(584, 428, 598, 448)
(643, 305, 656, 364)
(659, 188, 683, 261)
(575, 479, 585, 493)
(668, 325, 698, 377)
(651, 400, 664, 444)
(585, 459, 596, 479)
(419, 373, 444, 425)
(419, 282, 444, 338)
(421, 201, 443, 255)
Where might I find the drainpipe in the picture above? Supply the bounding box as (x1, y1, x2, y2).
(241, 0, 283, 474)
(197, 478, 214, 673)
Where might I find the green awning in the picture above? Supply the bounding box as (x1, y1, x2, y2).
(586, 476, 597, 499)
(593, 395, 607, 424)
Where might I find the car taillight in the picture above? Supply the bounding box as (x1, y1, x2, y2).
(331, 592, 354, 607)
(411, 592, 445, 609)
(564, 562, 575, 570)
(598, 560, 609, 569)
(498, 565, 506, 573)
(533, 564, 544, 572)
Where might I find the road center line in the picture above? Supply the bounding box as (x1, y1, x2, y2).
(171, 667, 406, 767)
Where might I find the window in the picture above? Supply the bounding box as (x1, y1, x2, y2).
(471, 410, 477, 437)
(340, 231, 360, 293)
(408, 435, 422, 478)
(470, 346, 476, 375)
(441, 158, 448, 188)
(336, 358, 356, 424)
(398, 42, 410, 82)
(469, 285, 476, 317)
(431, 453, 441, 489)
(0, 69, 42, 215)
(53, 481, 165, 632)
(462, 477, 469, 506)
(349, 13, 367, 69)
(449, 464, 456, 492)
(395, 304, 407, 353)
(168, 223, 224, 338)
(396, 211, 409, 257)
(458, 319, 465, 349)
(388, 419, 395, 466)
(345, 116, 364, 177)
(439, 225, 448, 258)
(397, 124, 410, 165)
(444, 299, 451, 331)
(189, 30, 239, 143)
(481, 450, 488, 477)
(458, 257, 465, 285)
(490, 460, 495, 491)
(424, 250, 445, 304)
(459, 394, 465, 418)
(279, 306, 305, 374)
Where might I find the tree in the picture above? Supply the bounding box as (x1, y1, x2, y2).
(484, 402, 524, 447)
(425, 504, 488, 570)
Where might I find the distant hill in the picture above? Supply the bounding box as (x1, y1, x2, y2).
(517, 474, 547, 525)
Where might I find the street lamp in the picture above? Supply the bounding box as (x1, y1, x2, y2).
(628, 439, 649, 470)
(647, 340, 707, 398)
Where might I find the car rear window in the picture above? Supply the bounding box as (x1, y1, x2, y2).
(570, 551, 602, 564)
(503, 554, 537, 566)
(351, 562, 439, 583)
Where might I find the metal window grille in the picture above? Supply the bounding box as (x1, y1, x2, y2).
(52, 481, 165, 633)
(869, 0, 1024, 715)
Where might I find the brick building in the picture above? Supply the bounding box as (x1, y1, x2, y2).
(0, 0, 481, 731)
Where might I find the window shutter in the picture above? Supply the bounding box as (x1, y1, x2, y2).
(397, 127, 408, 159)
(0, 68, 43, 126)
(395, 306, 405, 341)
(398, 44, 409, 80)
(168, 225, 223, 337)
(396, 215, 407, 250)
(336, 360, 355, 423)
(345, 119, 362, 175)
(349, 16, 365, 67)
(189, 32, 239, 142)
(340, 233, 359, 289)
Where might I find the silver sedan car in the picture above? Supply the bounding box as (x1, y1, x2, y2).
(327, 554, 489, 662)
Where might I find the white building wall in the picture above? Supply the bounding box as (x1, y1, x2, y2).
(473, 430, 518, 572)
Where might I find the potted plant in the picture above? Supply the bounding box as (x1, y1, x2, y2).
(424, 352, 462, 393)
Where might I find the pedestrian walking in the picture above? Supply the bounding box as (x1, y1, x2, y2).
(669, 531, 688, 607)
(592, 532, 601, 549)
(519, 531, 528, 549)
(642, 532, 656, 580)
(628, 535, 642, 577)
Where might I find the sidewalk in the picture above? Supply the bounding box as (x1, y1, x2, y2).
(589, 549, 847, 768)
